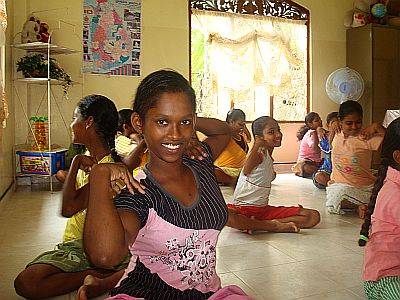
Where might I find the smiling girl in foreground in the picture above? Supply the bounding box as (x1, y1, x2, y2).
(82, 70, 252, 299)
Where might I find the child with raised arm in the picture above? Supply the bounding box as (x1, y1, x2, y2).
(312, 112, 339, 189)
(115, 109, 143, 158)
(214, 108, 250, 186)
(13, 95, 129, 299)
(358, 118, 400, 299)
(81, 70, 252, 299)
(326, 101, 385, 218)
(227, 116, 320, 233)
(292, 112, 323, 178)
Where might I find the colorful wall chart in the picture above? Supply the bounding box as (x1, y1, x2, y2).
(83, 0, 141, 76)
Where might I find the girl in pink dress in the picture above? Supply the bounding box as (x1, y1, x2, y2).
(292, 112, 323, 178)
(82, 70, 252, 299)
(359, 118, 400, 299)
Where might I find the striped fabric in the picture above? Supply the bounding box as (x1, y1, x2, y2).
(112, 143, 228, 299)
(364, 276, 400, 300)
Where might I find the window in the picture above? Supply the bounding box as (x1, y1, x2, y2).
(190, 0, 309, 121)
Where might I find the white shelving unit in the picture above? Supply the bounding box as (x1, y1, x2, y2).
(12, 42, 79, 190)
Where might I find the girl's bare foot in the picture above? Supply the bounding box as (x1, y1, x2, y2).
(358, 204, 368, 219)
(272, 220, 300, 233)
(76, 275, 102, 300)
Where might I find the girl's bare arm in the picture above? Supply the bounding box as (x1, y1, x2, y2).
(61, 155, 94, 217)
(84, 163, 141, 268)
(242, 137, 264, 176)
(195, 117, 231, 161)
(242, 125, 252, 143)
(122, 139, 147, 172)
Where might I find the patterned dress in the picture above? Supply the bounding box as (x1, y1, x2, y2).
(111, 143, 231, 299)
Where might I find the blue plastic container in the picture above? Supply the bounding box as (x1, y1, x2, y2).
(16, 149, 67, 175)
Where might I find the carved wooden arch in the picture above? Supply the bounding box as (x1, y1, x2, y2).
(190, 0, 309, 21)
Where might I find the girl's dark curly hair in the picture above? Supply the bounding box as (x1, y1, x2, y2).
(358, 117, 400, 246)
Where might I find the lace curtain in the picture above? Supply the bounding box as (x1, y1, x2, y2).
(0, 0, 7, 129)
(191, 9, 307, 121)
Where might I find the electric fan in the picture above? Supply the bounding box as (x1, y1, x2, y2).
(325, 67, 364, 104)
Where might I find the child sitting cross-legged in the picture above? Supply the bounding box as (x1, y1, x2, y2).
(214, 108, 251, 186)
(312, 111, 339, 189)
(14, 95, 129, 299)
(227, 116, 320, 233)
(326, 101, 385, 218)
(292, 112, 323, 178)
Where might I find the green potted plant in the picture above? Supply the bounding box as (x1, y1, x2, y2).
(16, 53, 72, 94)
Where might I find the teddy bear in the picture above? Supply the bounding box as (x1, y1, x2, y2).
(38, 22, 50, 43)
(21, 15, 40, 43)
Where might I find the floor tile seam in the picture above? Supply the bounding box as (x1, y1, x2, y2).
(216, 240, 263, 249)
(228, 272, 262, 299)
(263, 244, 362, 261)
(233, 267, 340, 299)
(291, 288, 356, 300)
(345, 285, 365, 299)
(227, 260, 300, 273)
(260, 241, 299, 261)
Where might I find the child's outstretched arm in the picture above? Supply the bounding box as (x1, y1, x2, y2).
(242, 125, 252, 143)
(195, 117, 231, 161)
(61, 154, 96, 217)
(311, 130, 320, 152)
(122, 139, 147, 172)
(242, 137, 264, 176)
(360, 122, 386, 140)
(328, 120, 341, 146)
(84, 163, 144, 268)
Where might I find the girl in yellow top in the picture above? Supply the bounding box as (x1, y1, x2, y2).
(214, 109, 251, 186)
(14, 95, 126, 299)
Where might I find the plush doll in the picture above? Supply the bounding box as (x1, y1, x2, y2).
(39, 22, 50, 43)
(21, 15, 40, 43)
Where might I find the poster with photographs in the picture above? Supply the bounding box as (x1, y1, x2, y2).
(83, 0, 141, 76)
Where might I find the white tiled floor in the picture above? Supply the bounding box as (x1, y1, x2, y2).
(0, 174, 366, 299)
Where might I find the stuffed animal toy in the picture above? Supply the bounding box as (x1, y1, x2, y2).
(39, 22, 50, 43)
(21, 15, 40, 43)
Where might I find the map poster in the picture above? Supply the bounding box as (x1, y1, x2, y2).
(83, 0, 141, 76)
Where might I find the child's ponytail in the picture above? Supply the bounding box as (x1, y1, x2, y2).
(106, 134, 121, 163)
(358, 161, 388, 246)
(78, 94, 119, 161)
